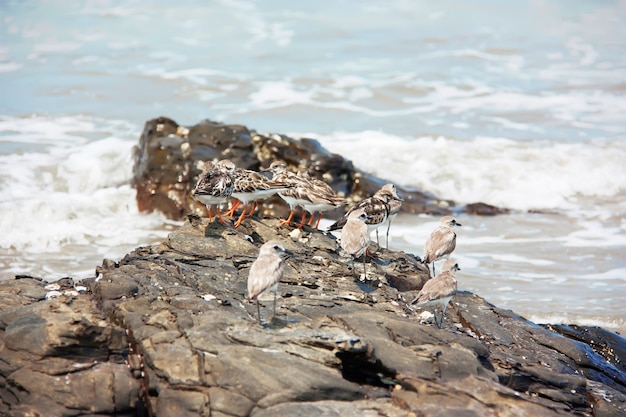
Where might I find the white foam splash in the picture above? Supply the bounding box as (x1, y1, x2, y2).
(305, 131, 626, 212)
(0, 115, 177, 280)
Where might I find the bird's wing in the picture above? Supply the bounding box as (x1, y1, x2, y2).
(416, 273, 457, 303)
(247, 255, 284, 299)
(424, 229, 456, 262)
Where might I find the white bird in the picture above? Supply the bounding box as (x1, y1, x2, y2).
(340, 208, 371, 279)
(247, 240, 292, 323)
(422, 215, 462, 276)
(411, 259, 460, 327)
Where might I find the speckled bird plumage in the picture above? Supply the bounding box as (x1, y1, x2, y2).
(191, 159, 236, 222)
(266, 161, 344, 228)
(329, 183, 402, 247)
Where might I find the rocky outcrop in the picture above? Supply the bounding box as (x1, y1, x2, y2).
(1, 217, 624, 416)
(132, 117, 507, 221)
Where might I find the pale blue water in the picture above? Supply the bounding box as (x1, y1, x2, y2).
(1, 1, 625, 332)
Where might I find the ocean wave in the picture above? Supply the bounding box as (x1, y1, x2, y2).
(305, 131, 626, 212)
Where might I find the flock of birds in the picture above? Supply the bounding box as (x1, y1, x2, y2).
(191, 159, 463, 327)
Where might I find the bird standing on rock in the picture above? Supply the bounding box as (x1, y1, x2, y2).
(265, 161, 345, 229)
(247, 240, 292, 324)
(328, 183, 402, 248)
(191, 160, 236, 224)
(381, 184, 403, 248)
(340, 208, 371, 279)
(225, 166, 291, 228)
(411, 259, 460, 328)
(422, 215, 462, 276)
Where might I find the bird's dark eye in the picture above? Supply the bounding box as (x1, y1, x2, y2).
(274, 245, 280, 250)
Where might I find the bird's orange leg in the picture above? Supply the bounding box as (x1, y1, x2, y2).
(308, 212, 316, 226)
(279, 210, 295, 227)
(314, 213, 323, 229)
(245, 202, 258, 218)
(215, 209, 229, 225)
(224, 200, 242, 218)
(296, 211, 308, 229)
(233, 205, 250, 228)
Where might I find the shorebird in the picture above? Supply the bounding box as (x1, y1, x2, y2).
(328, 183, 402, 248)
(411, 259, 460, 328)
(297, 169, 346, 229)
(265, 161, 310, 227)
(191, 160, 235, 224)
(224, 167, 291, 228)
(340, 208, 371, 278)
(247, 240, 292, 323)
(381, 184, 403, 248)
(422, 215, 462, 276)
(266, 161, 344, 229)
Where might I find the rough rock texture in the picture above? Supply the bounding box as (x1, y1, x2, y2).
(0, 277, 140, 416)
(131, 117, 506, 221)
(2, 218, 624, 416)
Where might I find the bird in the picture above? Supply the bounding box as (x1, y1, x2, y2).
(340, 208, 371, 279)
(265, 161, 344, 229)
(410, 259, 460, 328)
(328, 183, 402, 248)
(247, 240, 292, 324)
(381, 184, 403, 248)
(264, 161, 310, 227)
(191, 159, 236, 224)
(224, 166, 291, 228)
(422, 215, 462, 276)
(297, 169, 346, 229)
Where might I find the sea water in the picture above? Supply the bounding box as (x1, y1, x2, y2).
(1, 1, 625, 333)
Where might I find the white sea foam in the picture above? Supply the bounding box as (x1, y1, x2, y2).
(0, 115, 176, 280)
(304, 131, 626, 212)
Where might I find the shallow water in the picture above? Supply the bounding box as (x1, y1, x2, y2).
(1, 1, 625, 333)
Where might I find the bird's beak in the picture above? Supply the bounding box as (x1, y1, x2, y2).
(284, 249, 294, 256)
(456, 222, 462, 227)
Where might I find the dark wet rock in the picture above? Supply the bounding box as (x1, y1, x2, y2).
(1, 220, 625, 416)
(131, 117, 455, 221)
(462, 202, 511, 215)
(0, 277, 139, 417)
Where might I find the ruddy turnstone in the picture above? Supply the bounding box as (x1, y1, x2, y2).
(266, 161, 344, 229)
(422, 215, 462, 276)
(328, 183, 402, 247)
(381, 184, 403, 248)
(191, 159, 236, 224)
(265, 161, 311, 227)
(225, 166, 291, 228)
(410, 259, 460, 327)
(247, 240, 292, 324)
(297, 169, 346, 229)
(340, 208, 371, 278)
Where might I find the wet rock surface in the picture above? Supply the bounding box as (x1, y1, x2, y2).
(1, 218, 624, 416)
(131, 117, 497, 221)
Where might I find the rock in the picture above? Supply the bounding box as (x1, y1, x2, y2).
(131, 117, 456, 221)
(1, 219, 624, 416)
(462, 202, 511, 215)
(0, 277, 139, 416)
